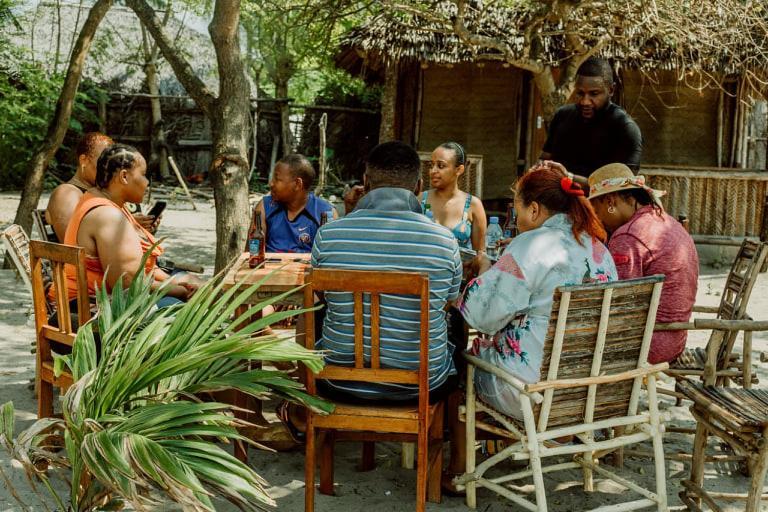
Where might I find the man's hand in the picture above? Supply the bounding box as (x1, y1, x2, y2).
(343, 184, 365, 214)
(134, 213, 161, 234)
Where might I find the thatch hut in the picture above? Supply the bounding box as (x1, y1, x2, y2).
(336, 3, 768, 244)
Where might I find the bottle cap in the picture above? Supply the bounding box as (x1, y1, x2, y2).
(489, 216, 499, 224)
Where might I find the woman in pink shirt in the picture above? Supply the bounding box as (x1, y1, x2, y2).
(588, 163, 699, 364)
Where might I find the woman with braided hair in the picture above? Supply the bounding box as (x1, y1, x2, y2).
(60, 144, 202, 306)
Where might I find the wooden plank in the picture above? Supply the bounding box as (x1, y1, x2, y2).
(318, 366, 419, 385)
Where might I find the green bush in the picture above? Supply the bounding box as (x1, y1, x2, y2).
(0, 45, 102, 190)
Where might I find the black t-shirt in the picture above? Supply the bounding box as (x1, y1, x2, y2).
(542, 102, 643, 176)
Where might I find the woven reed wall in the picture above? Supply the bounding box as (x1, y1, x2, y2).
(643, 168, 768, 237)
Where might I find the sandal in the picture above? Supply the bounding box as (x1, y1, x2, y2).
(441, 472, 466, 497)
(276, 400, 305, 444)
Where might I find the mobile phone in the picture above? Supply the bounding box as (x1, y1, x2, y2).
(147, 201, 167, 218)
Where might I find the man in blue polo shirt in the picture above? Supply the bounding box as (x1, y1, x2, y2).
(252, 154, 336, 253)
(311, 141, 463, 400)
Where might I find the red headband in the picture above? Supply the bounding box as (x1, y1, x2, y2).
(560, 175, 585, 197)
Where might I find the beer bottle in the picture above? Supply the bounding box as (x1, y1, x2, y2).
(248, 211, 266, 268)
(503, 202, 518, 239)
(320, 211, 330, 226)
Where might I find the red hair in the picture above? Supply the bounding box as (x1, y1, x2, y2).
(76, 132, 113, 158)
(516, 167, 607, 244)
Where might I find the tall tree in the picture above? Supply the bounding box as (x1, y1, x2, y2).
(380, 0, 768, 121)
(11, 0, 112, 237)
(242, 0, 375, 155)
(126, 0, 251, 272)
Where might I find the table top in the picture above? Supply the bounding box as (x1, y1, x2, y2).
(222, 252, 310, 292)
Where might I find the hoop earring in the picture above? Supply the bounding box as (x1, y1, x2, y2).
(607, 205, 616, 214)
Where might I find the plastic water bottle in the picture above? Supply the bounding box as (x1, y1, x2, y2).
(486, 216, 503, 259)
(425, 210, 434, 222)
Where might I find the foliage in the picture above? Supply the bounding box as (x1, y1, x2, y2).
(313, 68, 381, 109)
(0, 45, 102, 190)
(0, 261, 331, 511)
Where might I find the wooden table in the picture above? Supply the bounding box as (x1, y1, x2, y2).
(222, 252, 310, 306)
(221, 252, 310, 460)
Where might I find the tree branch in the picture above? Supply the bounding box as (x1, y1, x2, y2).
(125, 0, 216, 116)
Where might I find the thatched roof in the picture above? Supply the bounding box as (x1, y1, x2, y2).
(341, 1, 768, 77)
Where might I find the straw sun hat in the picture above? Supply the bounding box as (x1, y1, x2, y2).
(587, 163, 666, 205)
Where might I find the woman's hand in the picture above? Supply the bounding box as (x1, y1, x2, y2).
(170, 272, 205, 299)
(134, 213, 162, 234)
(475, 252, 493, 276)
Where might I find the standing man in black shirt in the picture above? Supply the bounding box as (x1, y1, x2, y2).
(540, 57, 642, 183)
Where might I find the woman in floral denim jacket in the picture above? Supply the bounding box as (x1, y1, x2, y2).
(458, 166, 617, 418)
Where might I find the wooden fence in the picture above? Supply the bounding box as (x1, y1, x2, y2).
(643, 167, 768, 244)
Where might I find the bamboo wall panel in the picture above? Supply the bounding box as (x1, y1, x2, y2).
(643, 168, 768, 237)
(418, 63, 523, 199)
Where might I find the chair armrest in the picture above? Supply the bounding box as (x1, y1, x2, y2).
(525, 363, 669, 393)
(692, 305, 719, 314)
(692, 318, 768, 331)
(463, 352, 544, 404)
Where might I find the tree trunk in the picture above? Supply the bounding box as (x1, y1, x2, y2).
(12, 0, 112, 236)
(532, 67, 569, 124)
(379, 62, 398, 143)
(141, 24, 169, 179)
(208, 0, 251, 272)
(275, 79, 292, 156)
(127, 0, 249, 272)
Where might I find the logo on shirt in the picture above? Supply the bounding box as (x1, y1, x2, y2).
(298, 227, 312, 245)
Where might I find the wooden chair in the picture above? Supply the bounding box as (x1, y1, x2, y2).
(677, 333, 768, 511)
(457, 276, 669, 511)
(33, 208, 59, 242)
(1, 224, 32, 292)
(660, 239, 768, 393)
(302, 269, 444, 512)
(30, 240, 91, 418)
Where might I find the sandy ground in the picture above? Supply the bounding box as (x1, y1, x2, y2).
(1, 191, 767, 511)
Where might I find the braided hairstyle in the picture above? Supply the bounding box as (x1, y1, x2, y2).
(95, 144, 141, 189)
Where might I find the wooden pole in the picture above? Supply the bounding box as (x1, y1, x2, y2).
(167, 156, 197, 210)
(315, 113, 328, 196)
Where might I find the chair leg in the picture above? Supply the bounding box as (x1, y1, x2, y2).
(743, 331, 753, 390)
(465, 365, 477, 509)
(37, 379, 53, 418)
(416, 426, 428, 512)
(319, 431, 335, 496)
(305, 420, 316, 512)
(359, 441, 375, 472)
(746, 434, 768, 512)
(688, 417, 709, 509)
(427, 405, 444, 504)
(582, 433, 594, 492)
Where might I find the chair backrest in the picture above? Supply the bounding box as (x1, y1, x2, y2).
(533, 275, 664, 431)
(1, 224, 32, 291)
(418, 151, 484, 198)
(29, 240, 91, 349)
(713, 239, 768, 369)
(303, 268, 431, 398)
(33, 209, 59, 242)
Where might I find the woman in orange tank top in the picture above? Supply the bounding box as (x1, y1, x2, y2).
(62, 144, 201, 302)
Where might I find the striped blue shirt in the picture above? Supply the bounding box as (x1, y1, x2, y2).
(311, 187, 463, 400)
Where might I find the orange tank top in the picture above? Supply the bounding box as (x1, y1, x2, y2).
(57, 193, 164, 300)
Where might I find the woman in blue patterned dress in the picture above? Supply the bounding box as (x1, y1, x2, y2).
(458, 166, 618, 418)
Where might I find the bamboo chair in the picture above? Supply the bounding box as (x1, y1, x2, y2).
(457, 276, 669, 512)
(677, 345, 768, 511)
(30, 240, 91, 418)
(302, 269, 444, 512)
(33, 208, 59, 242)
(659, 239, 768, 394)
(1, 224, 33, 292)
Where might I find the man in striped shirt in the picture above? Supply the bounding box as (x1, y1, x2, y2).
(311, 141, 463, 400)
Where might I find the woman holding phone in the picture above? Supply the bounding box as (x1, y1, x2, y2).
(60, 144, 202, 306)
